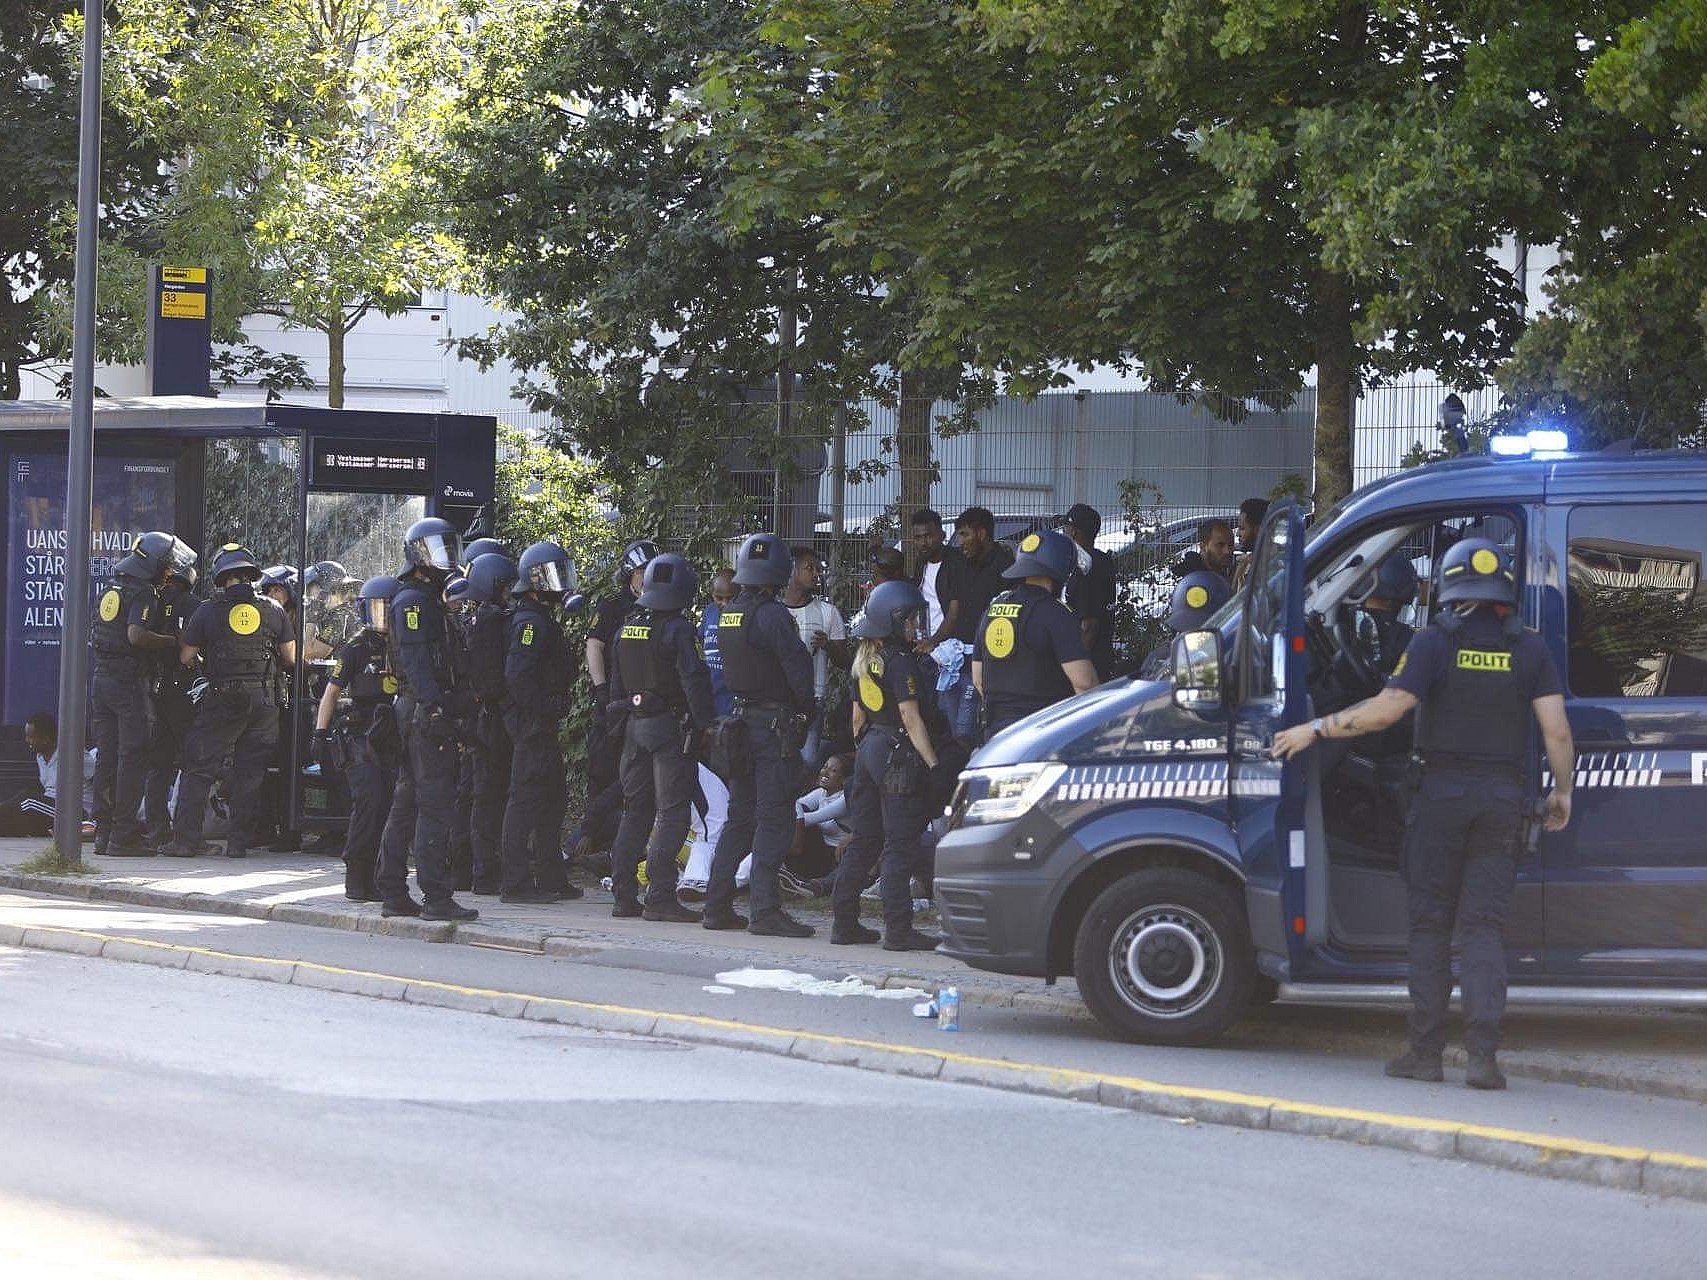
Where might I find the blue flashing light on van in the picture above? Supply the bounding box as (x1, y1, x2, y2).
(934, 449, 1707, 1045)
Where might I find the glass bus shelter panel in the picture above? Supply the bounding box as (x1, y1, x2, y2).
(201, 436, 302, 566)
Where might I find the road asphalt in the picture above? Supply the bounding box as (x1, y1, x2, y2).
(3, 940, 1705, 1280)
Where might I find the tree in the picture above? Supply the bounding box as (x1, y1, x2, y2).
(0, 1, 166, 398)
(103, 0, 477, 406)
(1499, 1, 1707, 446)
(707, 1, 1636, 506)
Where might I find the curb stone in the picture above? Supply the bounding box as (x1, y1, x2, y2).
(8, 921, 1706, 1207)
(3, 868, 1702, 1106)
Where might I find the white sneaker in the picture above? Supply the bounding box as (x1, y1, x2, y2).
(860, 884, 881, 901)
(778, 869, 813, 899)
(677, 879, 708, 902)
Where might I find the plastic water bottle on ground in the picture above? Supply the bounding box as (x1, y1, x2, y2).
(938, 986, 960, 1031)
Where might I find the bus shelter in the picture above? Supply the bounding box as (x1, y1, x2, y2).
(0, 395, 497, 835)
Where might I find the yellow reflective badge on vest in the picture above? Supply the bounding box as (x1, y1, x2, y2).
(521, 623, 535, 646)
(719, 612, 743, 629)
(98, 589, 121, 622)
(621, 624, 651, 641)
(404, 605, 420, 632)
(382, 675, 399, 695)
(1456, 648, 1511, 672)
(859, 655, 886, 712)
(984, 601, 1023, 660)
(228, 602, 261, 635)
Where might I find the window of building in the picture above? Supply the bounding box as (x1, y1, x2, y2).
(1567, 504, 1707, 698)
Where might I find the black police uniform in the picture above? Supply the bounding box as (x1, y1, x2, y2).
(374, 580, 468, 907)
(89, 570, 161, 850)
(466, 599, 513, 892)
(172, 584, 291, 852)
(832, 641, 932, 936)
(1388, 610, 1561, 1058)
(705, 590, 815, 921)
(607, 607, 715, 909)
(975, 583, 1089, 736)
(446, 608, 477, 888)
(142, 577, 198, 843)
(586, 586, 635, 795)
(324, 628, 398, 899)
(499, 597, 576, 896)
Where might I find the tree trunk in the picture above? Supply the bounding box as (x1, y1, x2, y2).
(896, 367, 935, 530)
(1312, 270, 1356, 510)
(326, 313, 346, 409)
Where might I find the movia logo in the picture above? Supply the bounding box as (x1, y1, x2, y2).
(442, 484, 475, 500)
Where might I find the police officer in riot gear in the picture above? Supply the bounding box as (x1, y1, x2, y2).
(973, 530, 1099, 738)
(141, 539, 200, 846)
(90, 530, 180, 856)
(832, 580, 941, 951)
(444, 574, 478, 886)
(606, 553, 716, 922)
(499, 541, 583, 904)
(704, 532, 817, 937)
(1139, 570, 1234, 679)
(464, 552, 519, 895)
(1273, 538, 1576, 1089)
(461, 537, 508, 571)
(587, 538, 659, 798)
(314, 576, 402, 901)
(1352, 553, 1418, 679)
(166, 544, 296, 859)
(373, 518, 479, 921)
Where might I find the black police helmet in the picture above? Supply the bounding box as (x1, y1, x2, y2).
(1003, 529, 1077, 585)
(304, 560, 349, 596)
(462, 537, 507, 570)
(210, 543, 262, 587)
(517, 540, 576, 597)
(403, 517, 461, 577)
(612, 538, 660, 585)
(260, 564, 299, 607)
(446, 576, 472, 604)
(1436, 536, 1517, 606)
(356, 575, 403, 632)
(637, 553, 697, 611)
(1368, 553, 1418, 609)
(1167, 571, 1232, 632)
(465, 553, 519, 605)
(115, 529, 178, 581)
(166, 536, 198, 587)
(854, 580, 925, 640)
(732, 532, 791, 588)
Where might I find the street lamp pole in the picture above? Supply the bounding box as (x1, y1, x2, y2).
(53, 0, 105, 868)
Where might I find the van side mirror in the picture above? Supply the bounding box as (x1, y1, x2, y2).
(1172, 629, 1223, 711)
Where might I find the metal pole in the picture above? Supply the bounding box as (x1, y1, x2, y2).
(829, 401, 847, 590)
(52, 0, 104, 868)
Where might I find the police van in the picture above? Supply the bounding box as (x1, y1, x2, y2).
(934, 443, 1707, 1044)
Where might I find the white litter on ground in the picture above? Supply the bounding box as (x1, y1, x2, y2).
(713, 968, 927, 1001)
(702, 985, 736, 995)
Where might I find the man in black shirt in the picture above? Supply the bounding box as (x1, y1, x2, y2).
(937, 506, 1015, 745)
(1273, 538, 1575, 1090)
(1061, 502, 1118, 679)
(1176, 517, 1235, 582)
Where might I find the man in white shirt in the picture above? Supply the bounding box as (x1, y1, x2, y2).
(7, 712, 96, 838)
(781, 547, 848, 765)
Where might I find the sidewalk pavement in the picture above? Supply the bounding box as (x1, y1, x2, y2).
(5, 838, 1704, 1104)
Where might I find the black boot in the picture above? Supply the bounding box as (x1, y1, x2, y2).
(882, 927, 940, 952)
(500, 887, 560, 905)
(162, 837, 218, 859)
(748, 909, 815, 939)
(421, 899, 478, 922)
(1383, 1047, 1444, 1082)
(381, 897, 422, 917)
(702, 908, 749, 931)
(1465, 1052, 1507, 1090)
(643, 900, 704, 923)
(611, 896, 643, 918)
(830, 921, 880, 945)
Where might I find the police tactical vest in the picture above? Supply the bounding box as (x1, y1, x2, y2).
(204, 585, 278, 682)
(388, 587, 458, 699)
(153, 583, 195, 684)
(717, 595, 793, 704)
(91, 575, 151, 668)
(1416, 623, 1529, 768)
(468, 604, 510, 706)
(856, 642, 907, 730)
(979, 588, 1071, 712)
(617, 608, 686, 713)
(509, 598, 570, 698)
(337, 633, 396, 704)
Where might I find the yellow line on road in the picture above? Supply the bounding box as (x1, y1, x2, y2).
(16, 922, 1707, 1175)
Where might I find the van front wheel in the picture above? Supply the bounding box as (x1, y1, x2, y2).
(1073, 867, 1254, 1046)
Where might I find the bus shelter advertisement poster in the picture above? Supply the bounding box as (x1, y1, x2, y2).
(6, 453, 177, 725)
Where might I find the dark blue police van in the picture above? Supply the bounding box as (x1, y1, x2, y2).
(935, 445, 1707, 1044)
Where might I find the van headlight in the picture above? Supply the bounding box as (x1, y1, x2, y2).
(958, 763, 1067, 827)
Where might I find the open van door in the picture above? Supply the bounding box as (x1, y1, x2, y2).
(1228, 501, 1327, 977)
